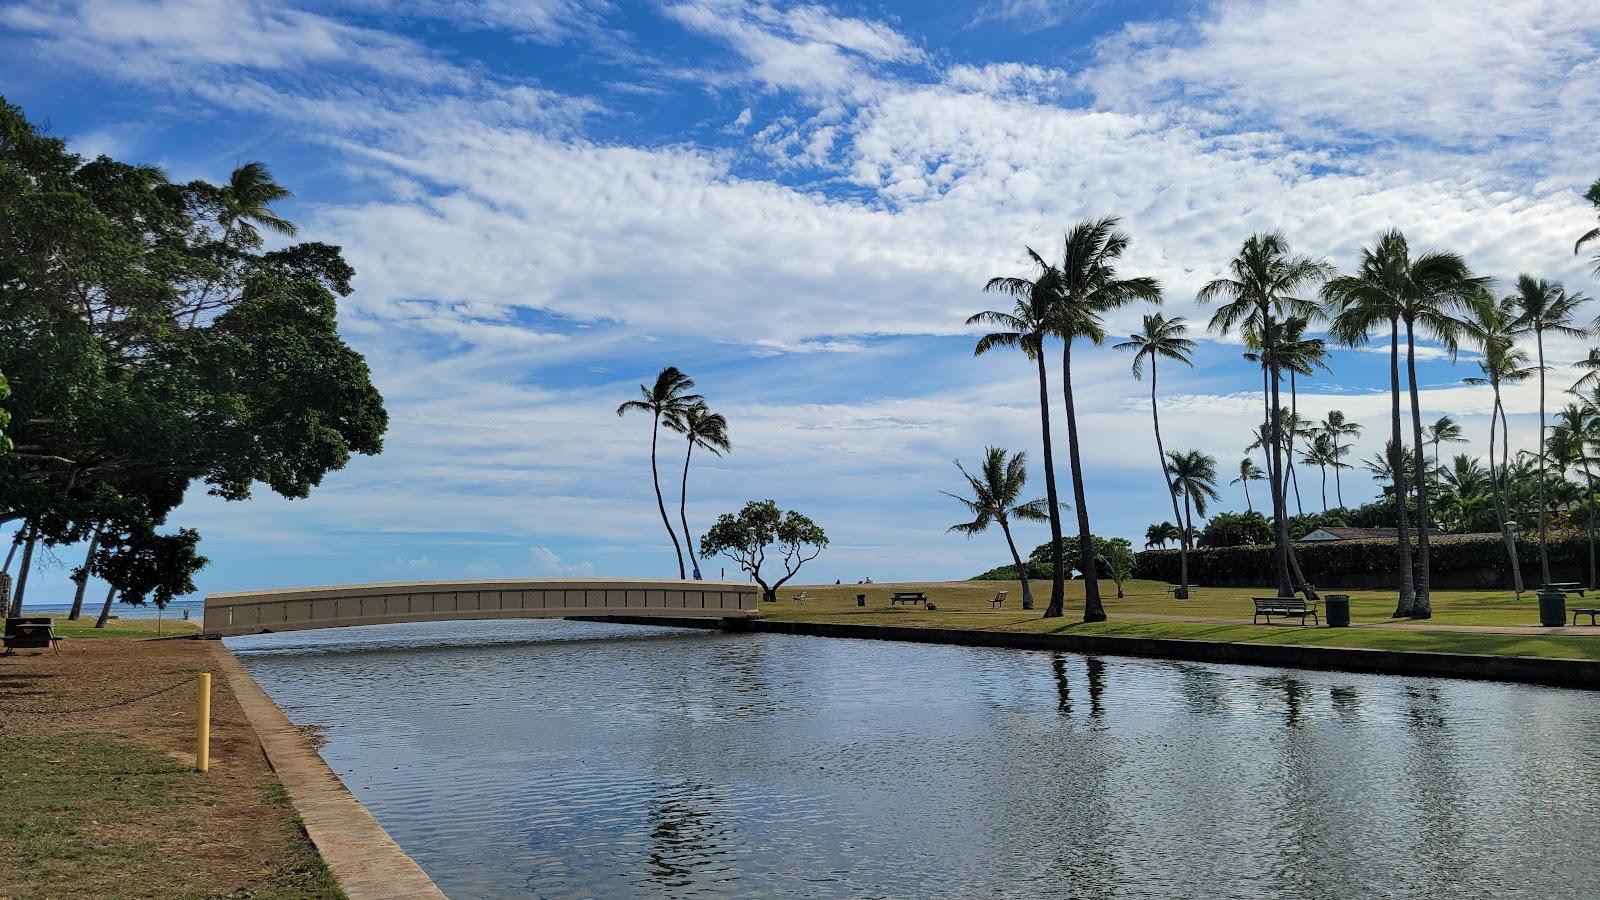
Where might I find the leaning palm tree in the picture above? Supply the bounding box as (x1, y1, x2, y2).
(1049, 217, 1163, 622)
(1576, 177, 1600, 278)
(1115, 313, 1195, 595)
(1424, 415, 1467, 473)
(664, 401, 730, 580)
(1166, 450, 1221, 560)
(1508, 274, 1592, 586)
(1231, 458, 1265, 513)
(1463, 294, 1533, 595)
(218, 161, 298, 244)
(617, 366, 704, 579)
(943, 447, 1051, 611)
(971, 252, 1069, 617)
(1318, 411, 1363, 507)
(1200, 231, 1331, 599)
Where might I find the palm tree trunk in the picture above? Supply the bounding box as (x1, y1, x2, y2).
(1182, 492, 1195, 582)
(651, 413, 686, 579)
(1062, 341, 1104, 621)
(1149, 361, 1189, 597)
(9, 526, 36, 619)
(1584, 459, 1597, 591)
(1489, 386, 1523, 594)
(95, 582, 116, 629)
(67, 529, 100, 620)
(1319, 463, 1328, 512)
(1035, 352, 1066, 618)
(1244, 478, 1253, 513)
(1406, 322, 1433, 619)
(1265, 326, 1293, 598)
(1389, 318, 1416, 616)
(1334, 444, 1345, 508)
(1288, 370, 1304, 516)
(678, 440, 701, 579)
(998, 517, 1034, 611)
(1536, 330, 1552, 586)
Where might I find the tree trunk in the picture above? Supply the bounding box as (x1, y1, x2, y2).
(1035, 352, 1067, 619)
(1335, 442, 1345, 508)
(1244, 478, 1253, 513)
(678, 440, 701, 579)
(9, 527, 37, 619)
(1287, 370, 1304, 516)
(1319, 464, 1328, 512)
(1406, 322, 1433, 619)
(1265, 322, 1293, 598)
(998, 517, 1034, 610)
(1585, 459, 1597, 591)
(1389, 318, 1416, 617)
(1488, 388, 1523, 594)
(1536, 330, 1552, 586)
(1062, 341, 1104, 621)
(95, 582, 116, 628)
(1149, 361, 1189, 596)
(651, 413, 686, 579)
(67, 530, 100, 620)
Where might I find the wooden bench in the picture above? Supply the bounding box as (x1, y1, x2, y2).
(4, 617, 61, 655)
(1252, 596, 1319, 626)
(989, 591, 1008, 609)
(890, 591, 927, 606)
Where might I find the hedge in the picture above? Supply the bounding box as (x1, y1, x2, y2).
(1133, 531, 1597, 590)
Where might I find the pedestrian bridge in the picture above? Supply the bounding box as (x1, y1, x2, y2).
(202, 578, 760, 638)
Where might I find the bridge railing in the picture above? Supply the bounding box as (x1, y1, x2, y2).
(203, 578, 759, 637)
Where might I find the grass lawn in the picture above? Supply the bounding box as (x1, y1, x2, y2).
(767, 579, 1600, 660)
(38, 616, 201, 640)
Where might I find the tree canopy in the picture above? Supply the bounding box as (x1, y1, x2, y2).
(700, 500, 827, 601)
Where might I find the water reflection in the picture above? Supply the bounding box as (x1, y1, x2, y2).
(232, 620, 1600, 898)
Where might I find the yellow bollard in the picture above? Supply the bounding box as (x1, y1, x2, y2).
(195, 672, 211, 773)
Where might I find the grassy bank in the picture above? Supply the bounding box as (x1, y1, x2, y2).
(767, 580, 1600, 660)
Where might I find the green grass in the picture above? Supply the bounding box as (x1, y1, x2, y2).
(768, 579, 1600, 660)
(0, 733, 341, 899)
(44, 616, 200, 640)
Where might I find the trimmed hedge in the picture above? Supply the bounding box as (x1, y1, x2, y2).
(1133, 531, 1596, 590)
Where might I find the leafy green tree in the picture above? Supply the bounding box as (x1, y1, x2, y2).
(1201, 231, 1331, 599)
(92, 524, 206, 629)
(1508, 274, 1591, 586)
(972, 251, 1070, 617)
(664, 401, 730, 581)
(700, 500, 827, 602)
(1048, 217, 1162, 621)
(1114, 313, 1194, 594)
(1197, 510, 1273, 548)
(1092, 536, 1135, 599)
(942, 446, 1050, 610)
(1551, 403, 1600, 588)
(617, 366, 703, 579)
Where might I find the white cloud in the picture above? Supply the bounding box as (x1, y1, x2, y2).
(530, 546, 596, 576)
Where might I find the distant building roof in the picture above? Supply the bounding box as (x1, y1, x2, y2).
(1298, 526, 1491, 543)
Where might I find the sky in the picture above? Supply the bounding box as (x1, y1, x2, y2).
(2, 0, 1599, 599)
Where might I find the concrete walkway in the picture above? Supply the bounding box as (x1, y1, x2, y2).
(215, 649, 447, 900)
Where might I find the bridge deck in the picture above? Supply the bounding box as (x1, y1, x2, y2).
(203, 578, 759, 638)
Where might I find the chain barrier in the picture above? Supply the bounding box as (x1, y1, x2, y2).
(0, 673, 200, 715)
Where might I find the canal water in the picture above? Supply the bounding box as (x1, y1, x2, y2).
(232, 620, 1600, 898)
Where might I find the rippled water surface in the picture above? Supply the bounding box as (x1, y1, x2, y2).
(232, 621, 1600, 898)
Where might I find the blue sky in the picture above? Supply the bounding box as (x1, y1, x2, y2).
(3, 0, 1599, 598)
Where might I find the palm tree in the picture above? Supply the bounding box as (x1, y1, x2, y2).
(1274, 317, 1331, 515)
(1424, 415, 1467, 473)
(1048, 217, 1163, 622)
(1508, 274, 1592, 586)
(1200, 231, 1331, 599)
(1145, 521, 1181, 549)
(1301, 431, 1338, 512)
(1577, 177, 1600, 278)
(1115, 313, 1195, 596)
(1437, 454, 1493, 533)
(1166, 451, 1221, 560)
(218, 161, 298, 244)
(1463, 295, 1532, 595)
(1231, 458, 1265, 513)
(1362, 439, 1417, 491)
(617, 366, 704, 579)
(1318, 411, 1363, 507)
(971, 251, 1068, 617)
(664, 401, 730, 580)
(943, 447, 1050, 611)
(1552, 403, 1600, 589)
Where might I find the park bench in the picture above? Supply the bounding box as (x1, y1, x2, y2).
(989, 591, 1008, 609)
(791, 591, 808, 604)
(3, 617, 61, 656)
(1572, 604, 1600, 626)
(890, 591, 928, 606)
(1252, 596, 1319, 626)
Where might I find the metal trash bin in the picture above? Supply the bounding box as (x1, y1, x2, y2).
(1324, 594, 1351, 627)
(1539, 587, 1568, 627)
(856, 593, 866, 607)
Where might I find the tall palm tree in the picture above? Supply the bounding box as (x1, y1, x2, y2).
(1508, 274, 1592, 586)
(971, 251, 1068, 617)
(1577, 177, 1600, 278)
(617, 366, 703, 579)
(1463, 295, 1532, 595)
(1049, 217, 1163, 622)
(1115, 313, 1195, 596)
(1231, 458, 1265, 513)
(1552, 403, 1600, 589)
(1301, 431, 1338, 512)
(1166, 450, 1221, 559)
(1145, 521, 1181, 549)
(1200, 231, 1331, 599)
(1274, 317, 1331, 516)
(218, 161, 298, 244)
(943, 447, 1051, 611)
(664, 401, 730, 581)
(1318, 411, 1363, 507)
(1424, 415, 1467, 473)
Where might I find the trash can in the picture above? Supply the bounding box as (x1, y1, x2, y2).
(1538, 587, 1568, 627)
(1325, 594, 1351, 628)
(856, 593, 866, 607)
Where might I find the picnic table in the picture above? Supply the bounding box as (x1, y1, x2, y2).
(4, 617, 61, 655)
(889, 591, 928, 606)
(1544, 582, 1586, 596)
